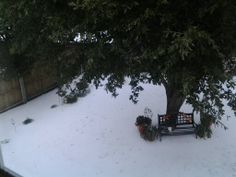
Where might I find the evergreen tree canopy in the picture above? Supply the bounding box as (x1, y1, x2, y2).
(0, 0, 236, 120)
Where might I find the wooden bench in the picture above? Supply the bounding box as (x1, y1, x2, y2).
(158, 112, 196, 141)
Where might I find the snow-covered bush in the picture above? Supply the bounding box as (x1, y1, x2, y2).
(195, 113, 214, 138)
(135, 108, 158, 141)
(57, 76, 90, 104)
(63, 93, 78, 104)
(135, 116, 152, 126)
(144, 126, 158, 141)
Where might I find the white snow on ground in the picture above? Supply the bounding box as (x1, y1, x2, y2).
(0, 83, 236, 177)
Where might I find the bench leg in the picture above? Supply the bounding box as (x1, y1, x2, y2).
(159, 132, 162, 141)
(157, 128, 162, 141)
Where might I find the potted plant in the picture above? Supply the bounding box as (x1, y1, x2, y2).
(135, 115, 152, 135)
(135, 115, 158, 141)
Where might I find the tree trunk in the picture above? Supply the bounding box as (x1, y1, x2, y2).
(164, 84, 185, 115)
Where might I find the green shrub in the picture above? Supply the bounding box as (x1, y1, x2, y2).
(58, 78, 91, 104)
(143, 126, 158, 141)
(135, 113, 158, 141)
(135, 116, 152, 126)
(195, 113, 214, 138)
(64, 93, 78, 104)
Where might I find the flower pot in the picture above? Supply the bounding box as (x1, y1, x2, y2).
(138, 125, 145, 135)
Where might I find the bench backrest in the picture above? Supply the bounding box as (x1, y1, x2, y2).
(158, 112, 194, 127)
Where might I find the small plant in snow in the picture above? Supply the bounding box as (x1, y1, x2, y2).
(57, 76, 90, 104)
(50, 104, 58, 109)
(135, 108, 158, 141)
(63, 92, 78, 104)
(195, 111, 228, 139)
(76, 80, 90, 97)
(135, 115, 152, 127)
(23, 118, 34, 125)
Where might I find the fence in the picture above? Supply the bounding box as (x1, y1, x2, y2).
(0, 79, 22, 112)
(0, 68, 57, 113)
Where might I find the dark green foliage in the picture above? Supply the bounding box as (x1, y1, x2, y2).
(64, 93, 78, 104)
(228, 96, 236, 116)
(135, 116, 152, 126)
(195, 124, 212, 139)
(143, 126, 158, 141)
(135, 111, 158, 141)
(136, 123, 158, 141)
(58, 78, 90, 104)
(195, 112, 215, 138)
(0, 0, 236, 130)
(76, 79, 90, 97)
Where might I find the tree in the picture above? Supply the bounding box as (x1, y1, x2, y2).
(0, 0, 235, 120)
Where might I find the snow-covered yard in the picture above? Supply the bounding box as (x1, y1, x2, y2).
(0, 83, 236, 177)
